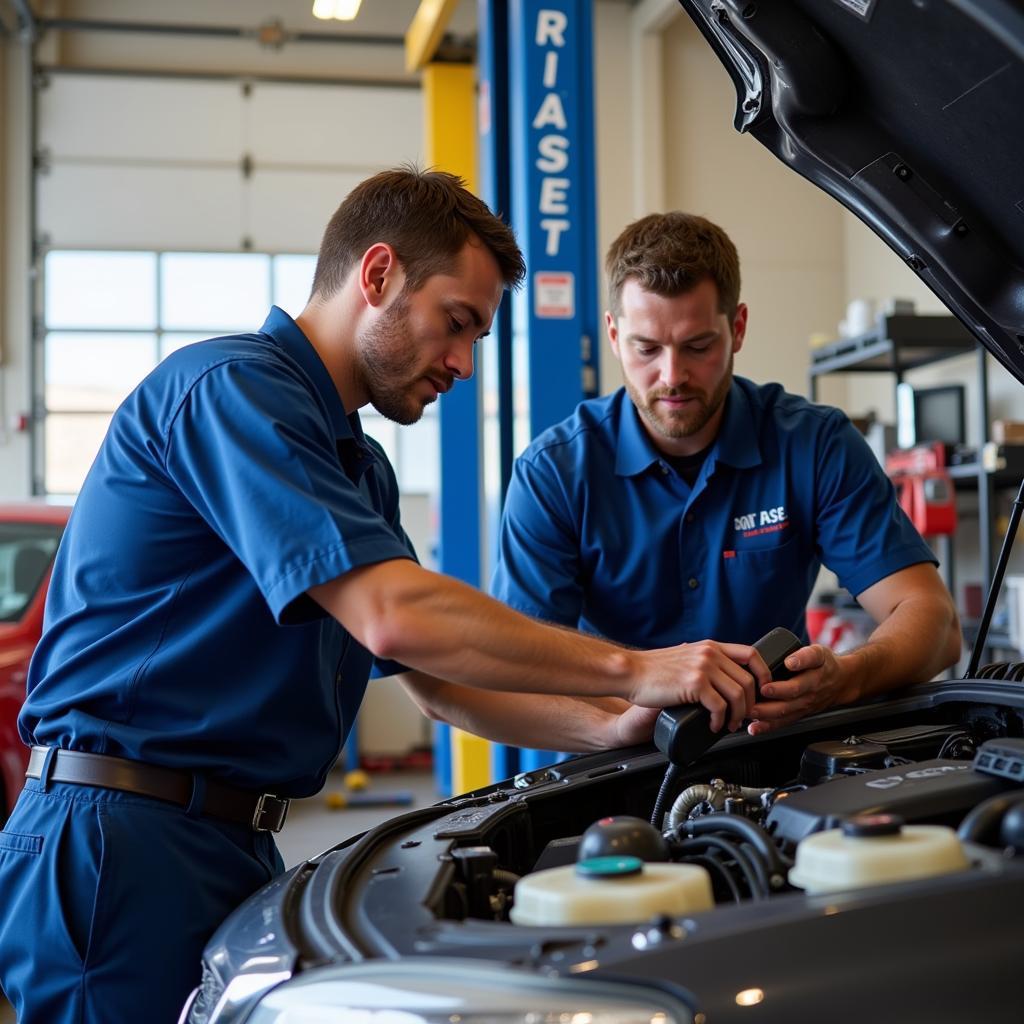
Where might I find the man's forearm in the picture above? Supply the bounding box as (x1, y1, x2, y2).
(311, 559, 770, 729)
(836, 594, 961, 703)
(398, 671, 629, 752)
(312, 560, 638, 699)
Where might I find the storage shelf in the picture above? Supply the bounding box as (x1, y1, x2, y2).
(807, 313, 999, 657)
(808, 314, 977, 377)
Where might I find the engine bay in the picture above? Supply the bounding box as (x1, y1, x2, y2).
(276, 685, 1024, 975)
(190, 686, 1024, 1024)
(427, 722, 1023, 928)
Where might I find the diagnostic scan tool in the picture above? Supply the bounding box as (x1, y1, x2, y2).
(655, 627, 803, 767)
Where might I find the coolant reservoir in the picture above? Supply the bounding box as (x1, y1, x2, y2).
(789, 814, 969, 895)
(509, 855, 713, 927)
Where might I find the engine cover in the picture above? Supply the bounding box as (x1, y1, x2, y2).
(766, 758, 1014, 846)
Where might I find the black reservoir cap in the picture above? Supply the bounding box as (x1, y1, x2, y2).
(842, 813, 905, 838)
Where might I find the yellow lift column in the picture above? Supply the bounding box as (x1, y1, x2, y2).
(408, 2, 493, 796)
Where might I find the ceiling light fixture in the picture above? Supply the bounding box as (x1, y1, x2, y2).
(312, 0, 363, 21)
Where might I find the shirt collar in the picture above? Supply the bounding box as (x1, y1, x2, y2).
(260, 305, 360, 443)
(614, 380, 762, 477)
(615, 391, 665, 477)
(713, 380, 762, 470)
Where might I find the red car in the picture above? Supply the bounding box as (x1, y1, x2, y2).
(0, 501, 70, 817)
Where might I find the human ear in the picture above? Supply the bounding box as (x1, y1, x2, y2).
(731, 303, 748, 353)
(605, 310, 621, 359)
(358, 243, 404, 308)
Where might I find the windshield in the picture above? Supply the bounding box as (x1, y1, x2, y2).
(0, 521, 63, 624)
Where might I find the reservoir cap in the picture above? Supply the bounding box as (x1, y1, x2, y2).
(842, 813, 904, 838)
(576, 855, 644, 879)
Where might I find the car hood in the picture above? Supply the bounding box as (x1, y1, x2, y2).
(677, 0, 1024, 381)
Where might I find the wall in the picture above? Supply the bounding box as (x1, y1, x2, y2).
(1, 38, 32, 498)
(592, 0, 633, 396)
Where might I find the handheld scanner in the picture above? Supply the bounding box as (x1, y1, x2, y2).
(653, 627, 803, 767)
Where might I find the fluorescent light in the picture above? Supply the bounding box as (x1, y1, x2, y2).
(312, 0, 363, 20)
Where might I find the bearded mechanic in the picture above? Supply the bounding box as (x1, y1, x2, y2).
(0, 173, 780, 1024)
(492, 211, 962, 733)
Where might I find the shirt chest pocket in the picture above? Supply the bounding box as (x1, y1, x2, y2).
(726, 533, 806, 586)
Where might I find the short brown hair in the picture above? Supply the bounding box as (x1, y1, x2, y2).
(311, 166, 525, 299)
(605, 212, 741, 318)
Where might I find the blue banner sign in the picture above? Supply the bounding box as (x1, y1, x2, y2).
(509, 0, 599, 442)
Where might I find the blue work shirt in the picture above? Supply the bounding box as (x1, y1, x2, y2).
(21, 307, 415, 797)
(492, 378, 936, 649)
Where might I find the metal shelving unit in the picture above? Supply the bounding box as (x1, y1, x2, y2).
(807, 313, 994, 602)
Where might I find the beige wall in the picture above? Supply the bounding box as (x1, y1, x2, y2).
(593, 0, 634, 395)
(1, 38, 32, 498)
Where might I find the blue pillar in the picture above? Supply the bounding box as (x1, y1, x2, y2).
(509, 0, 600, 439)
(480, 0, 520, 785)
(503, 0, 601, 773)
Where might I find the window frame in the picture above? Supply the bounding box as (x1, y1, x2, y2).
(35, 247, 439, 501)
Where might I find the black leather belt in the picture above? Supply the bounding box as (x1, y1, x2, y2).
(25, 746, 289, 833)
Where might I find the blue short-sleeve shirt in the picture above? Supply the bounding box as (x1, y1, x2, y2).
(21, 307, 416, 796)
(492, 378, 936, 649)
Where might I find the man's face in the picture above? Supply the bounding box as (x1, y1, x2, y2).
(356, 239, 504, 425)
(606, 276, 747, 456)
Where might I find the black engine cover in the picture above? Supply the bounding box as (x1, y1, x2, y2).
(766, 758, 1014, 845)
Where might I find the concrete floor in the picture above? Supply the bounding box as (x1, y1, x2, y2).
(276, 769, 440, 867)
(0, 769, 440, 1022)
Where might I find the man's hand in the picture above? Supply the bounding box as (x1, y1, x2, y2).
(607, 704, 661, 747)
(747, 643, 845, 735)
(631, 640, 771, 734)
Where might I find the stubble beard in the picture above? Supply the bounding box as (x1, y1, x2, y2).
(356, 296, 429, 426)
(628, 355, 734, 442)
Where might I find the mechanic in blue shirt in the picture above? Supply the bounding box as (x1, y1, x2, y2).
(493, 211, 961, 736)
(0, 174, 778, 1024)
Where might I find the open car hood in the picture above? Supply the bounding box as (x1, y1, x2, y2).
(677, 0, 1024, 381)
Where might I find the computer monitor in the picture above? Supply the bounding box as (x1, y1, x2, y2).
(896, 383, 966, 449)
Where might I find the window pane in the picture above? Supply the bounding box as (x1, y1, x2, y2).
(161, 253, 270, 330)
(273, 255, 317, 318)
(46, 413, 113, 495)
(362, 414, 397, 470)
(399, 412, 439, 494)
(46, 332, 156, 411)
(45, 251, 157, 329)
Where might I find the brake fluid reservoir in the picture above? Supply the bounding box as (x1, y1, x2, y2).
(509, 855, 713, 927)
(789, 814, 969, 895)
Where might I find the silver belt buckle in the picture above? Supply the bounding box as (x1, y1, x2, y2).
(252, 793, 289, 832)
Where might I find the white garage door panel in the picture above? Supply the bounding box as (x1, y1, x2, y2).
(248, 168, 370, 252)
(39, 165, 243, 250)
(248, 82, 421, 168)
(40, 75, 245, 162)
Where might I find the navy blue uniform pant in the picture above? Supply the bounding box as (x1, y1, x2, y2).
(0, 778, 284, 1024)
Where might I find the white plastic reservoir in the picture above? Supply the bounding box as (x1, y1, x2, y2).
(510, 855, 714, 927)
(789, 814, 969, 895)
